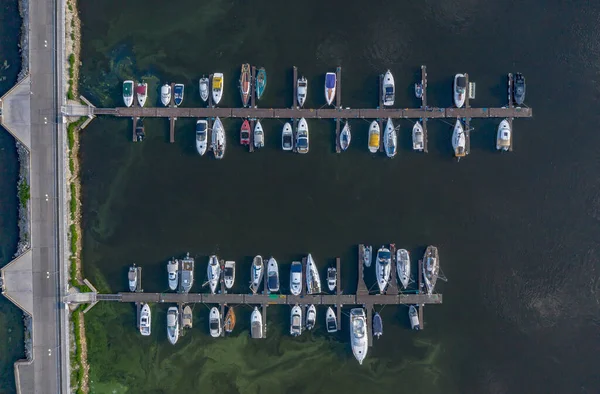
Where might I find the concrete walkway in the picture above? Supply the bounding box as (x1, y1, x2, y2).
(0, 250, 33, 316)
(0, 75, 32, 149)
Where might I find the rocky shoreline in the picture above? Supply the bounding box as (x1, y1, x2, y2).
(17, 0, 29, 82)
(14, 141, 31, 258)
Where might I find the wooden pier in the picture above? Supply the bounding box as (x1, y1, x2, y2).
(464, 73, 471, 155)
(507, 73, 514, 151)
(292, 66, 298, 108)
(250, 66, 257, 109)
(421, 65, 429, 153)
(336, 66, 342, 110)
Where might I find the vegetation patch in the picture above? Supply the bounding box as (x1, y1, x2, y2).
(72, 310, 85, 394)
(17, 179, 30, 208)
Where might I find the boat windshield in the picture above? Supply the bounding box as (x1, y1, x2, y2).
(378, 251, 391, 260)
(168, 272, 176, 280)
(353, 319, 365, 338)
(210, 322, 219, 330)
(456, 76, 467, 88)
(297, 138, 308, 148)
(328, 270, 336, 279)
(224, 267, 234, 277)
(385, 87, 394, 94)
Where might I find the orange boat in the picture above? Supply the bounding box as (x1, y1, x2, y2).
(224, 307, 236, 333)
(239, 64, 251, 107)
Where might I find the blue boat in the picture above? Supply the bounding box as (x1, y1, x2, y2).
(373, 312, 383, 339)
(256, 67, 267, 100)
(173, 83, 184, 106)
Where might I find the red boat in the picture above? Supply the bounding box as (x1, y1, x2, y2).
(240, 120, 251, 145)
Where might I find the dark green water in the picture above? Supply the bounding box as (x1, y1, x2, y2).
(79, 0, 600, 393)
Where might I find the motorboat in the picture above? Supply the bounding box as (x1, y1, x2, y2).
(452, 119, 466, 158)
(122, 80, 134, 107)
(423, 245, 439, 294)
(306, 254, 322, 294)
(136, 82, 147, 107)
(223, 261, 235, 290)
(256, 67, 267, 100)
(212, 117, 226, 159)
(250, 255, 264, 294)
(368, 121, 380, 153)
(496, 119, 511, 151)
(297, 76, 308, 107)
(224, 307, 236, 333)
(182, 305, 193, 329)
(396, 249, 411, 289)
(160, 84, 171, 107)
(173, 83, 184, 107)
(327, 267, 337, 292)
(240, 63, 251, 107)
(340, 122, 351, 151)
(240, 119, 251, 146)
(454, 73, 467, 108)
(166, 307, 179, 345)
(290, 305, 302, 337)
(306, 304, 316, 330)
(207, 255, 221, 294)
(363, 245, 372, 267)
(128, 264, 137, 292)
(199, 77, 209, 102)
(209, 307, 222, 338)
(373, 312, 383, 339)
(281, 122, 293, 151)
(324, 72, 336, 106)
(350, 308, 368, 365)
(139, 303, 151, 336)
(267, 257, 280, 293)
(412, 121, 424, 151)
(290, 261, 303, 296)
(376, 246, 391, 294)
(296, 118, 309, 154)
(384, 117, 397, 158)
(409, 305, 420, 330)
(179, 253, 194, 293)
(250, 307, 263, 339)
(326, 306, 338, 333)
(415, 82, 423, 99)
(135, 118, 145, 142)
(167, 259, 178, 291)
(254, 120, 264, 149)
(513, 73, 526, 105)
(195, 119, 208, 156)
(382, 70, 395, 106)
(212, 73, 224, 105)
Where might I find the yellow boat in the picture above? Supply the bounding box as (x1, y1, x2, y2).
(212, 73, 224, 105)
(224, 307, 236, 333)
(368, 121, 380, 153)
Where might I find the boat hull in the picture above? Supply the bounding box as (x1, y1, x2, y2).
(240, 64, 251, 107)
(306, 305, 317, 330)
(297, 77, 307, 107)
(326, 306, 338, 333)
(267, 257, 280, 293)
(167, 307, 179, 345)
(382, 70, 395, 106)
(454, 74, 466, 108)
(254, 121, 264, 148)
(368, 121, 380, 153)
(224, 307, 236, 333)
(196, 120, 208, 156)
(324, 72, 337, 105)
(199, 78, 209, 102)
(412, 122, 424, 151)
(296, 118, 309, 154)
(212, 73, 224, 105)
(282, 123, 293, 151)
(160, 84, 171, 107)
(290, 305, 303, 336)
(340, 122, 351, 151)
(376, 247, 391, 294)
(224, 261, 235, 290)
(496, 119, 511, 151)
(373, 312, 383, 338)
(409, 305, 420, 330)
(452, 119, 466, 158)
(384, 118, 397, 158)
(139, 303, 151, 336)
(251, 256, 264, 294)
(306, 254, 322, 294)
(123, 80, 134, 107)
(209, 307, 222, 337)
(363, 245, 372, 268)
(207, 255, 221, 294)
(256, 68, 267, 100)
(251, 308, 263, 339)
(396, 249, 411, 289)
(173, 84, 184, 107)
(290, 261, 302, 296)
(350, 308, 368, 365)
(136, 83, 147, 107)
(212, 117, 226, 159)
(423, 246, 439, 294)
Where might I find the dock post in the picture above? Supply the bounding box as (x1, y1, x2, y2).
(507, 73, 514, 151)
(132, 116, 138, 143)
(208, 74, 213, 108)
(464, 73, 471, 155)
(335, 118, 341, 153)
(169, 117, 176, 143)
(336, 66, 342, 110)
(249, 118, 255, 153)
(357, 245, 368, 296)
(134, 82, 139, 107)
(421, 65, 429, 153)
(170, 83, 175, 107)
(378, 119, 384, 153)
(263, 258, 269, 294)
(136, 302, 141, 328)
(378, 74, 383, 108)
(418, 259, 424, 329)
(251, 66, 257, 108)
(301, 257, 307, 297)
(292, 118, 298, 153)
(136, 266, 143, 292)
(387, 244, 399, 295)
(292, 66, 298, 109)
(220, 304, 225, 337)
(262, 303, 267, 338)
(366, 304, 373, 347)
(336, 257, 342, 329)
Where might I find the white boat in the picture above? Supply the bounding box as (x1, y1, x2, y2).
(250, 307, 263, 339)
(282, 122, 293, 151)
(452, 119, 466, 158)
(207, 255, 221, 294)
(297, 76, 308, 107)
(179, 253, 194, 293)
(290, 261, 303, 296)
(412, 121, 424, 151)
(340, 122, 351, 151)
(254, 120, 264, 149)
(199, 77, 209, 102)
(128, 264, 137, 292)
(123, 80, 134, 107)
(382, 70, 395, 106)
(496, 119, 511, 151)
(327, 267, 336, 292)
(364, 245, 372, 268)
(396, 249, 411, 289)
(368, 121, 380, 154)
(306, 304, 317, 330)
(250, 255, 264, 294)
(166, 307, 179, 345)
(306, 254, 322, 294)
(376, 246, 392, 294)
(423, 246, 439, 294)
(350, 308, 368, 365)
(139, 303, 151, 336)
(212, 73, 224, 105)
(267, 257, 280, 293)
(326, 306, 337, 333)
(384, 118, 397, 158)
(409, 305, 420, 330)
(324, 72, 337, 106)
(223, 261, 235, 290)
(160, 84, 171, 107)
(290, 305, 303, 337)
(212, 117, 226, 159)
(167, 259, 178, 291)
(209, 307, 222, 337)
(195, 119, 208, 156)
(454, 74, 467, 108)
(136, 82, 148, 107)
(296, 118, 309, 154)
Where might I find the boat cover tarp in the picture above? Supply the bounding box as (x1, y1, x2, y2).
(325, 73, 336, 88)
(136, 84, 146, 94)
(373, 314, 383, 334)
(123, 82, 133, 95)
(457, 76, 467, 87)
(196, 122, 206, 132)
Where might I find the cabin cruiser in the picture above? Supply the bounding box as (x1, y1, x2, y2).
(212, 73, 224, 105)
(290, 261, 303, 296)
(128, 264, 137, 292)
(423, 245, 439, 294)
(195, 119, 208, 156)
(123, 80, 134, 107)
(340, 122, 351, 151)
(136, 82, 147, 107)
(250, 255, 264, 294)
(223, 261, 235, 290)
(166, 307, 179, 345)
(267, 257, 280, 293)
(135, 118, 145, 142)
(296, 118, 309, 154)
(409, 305, 420, 330)
(412, 121, 424, 151)
(251, 307, 263, 339)
(496, 119, 511, 151)
(297, 76, 308, 107)
(373, 312, 383, 339)
(415, 82, 423, 99)
(306, 254, 322, 294)
(239, 64, 251, 107)
(212, 117, 226, 159)
(207, 255, 221, 294)
(167, 259, 178, 291)
(160, 84, 171, 107)
(326, 306, 338, 333)
(376, 246, 392, 294)
(382, 70, 395, 106)
(396, 249, 411, 289)
(182, 305, 193, 329)
(363, 245, 372, 268)
(368, 121, 380, 153)
(179, 253, 194, 293)
(290, 305, 303, 337)
(384, 118, 397, 158)
(173, 83, 184, 107)
(513, 73, 526, 105)
(452, 119, 466, 158)
(282, 122, 293, 151)
(254, 120, 265, 149)
(199, 77, 209, 102)
(324, 72, 337, 105)
(139, 303, 151, 336)
(327, 267, 337, 292)
(306, 304, 317, 330)
(240, 120, 251, 146)
(350, 308, 368, 365)
(454, 74, 467, 108)
(209, 307, 222, 337)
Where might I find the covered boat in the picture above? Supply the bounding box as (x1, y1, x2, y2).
(290, 261, 303, 296)
(340, 122, 351, 151)
(209, 307, 222, 338)
(160, 84, 171, 107)
(224, 307, 236, 333)
(296, 118, 309, 154)
(195, 119, 208, 156)
(368, 121, 380, 153)
(297, 76, 308, 107)
(223, 261, 235, 290)
(454, 74, 467, 108)
(306, 304, 316, 330)
(326, 306, 338, 333)
(182, 305, 193, 329)
(409, 305, 420, 330)
(139, 303, 151, 336)
(290, 305, 302, 337)
(250, 255, 264, 294)
(423, 245, 439, 294)
(136, 82, 147, 107)
(207, 255, 221, 294)
(513, 73, 526, 105)
(396, 249, 411, 289)
(173, 83, 184, 107)
(364, 245, 372, 268)
(350, 308, 368, 365)
(240, 120, 251, 146)
(166, 307, 179, 345)
(415, 82, 423, 99)
(135, 118, 145, 142)
(452, 119, 466, 158)
(412, 121, 424, 151)
(239, 64, 251, 107)
(212, 73, 224, 105)
(179, 253, 194, 293)
(376, 246, 391, 294)
(167, 259, 178, 291)
(327, 267, 336, 292)
(212, 117, 226, 159)
(250, 307, 263, 339)
(324, 72, 336, 105)
(496, 119, 511, 151)
(306, 254, 322, 294)
(256, 67, 267, 100)
(267, 257, 280, 293)
(382, 70, 395, 106)
(128, 264, 137, 292)
(384, 118, 397, 158)
(254, 120, 264, 149)
(281, 122, 293, 151)
(373, 312, 383, 339)
(123, 80, 134, 107)
(199, 77, 209, 102)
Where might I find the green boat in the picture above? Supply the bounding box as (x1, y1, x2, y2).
(256, 67, 267, 100)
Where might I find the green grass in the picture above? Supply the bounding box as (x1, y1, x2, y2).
(17, 179, 30, 207)
(70, 224, 78, 255)
(72, 310, 86, 394)
(70, 182, 77, 220)
(69, 157, 74, 173)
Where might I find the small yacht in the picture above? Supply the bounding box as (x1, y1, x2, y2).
(350, 308, 368, 365)
(173, 83, 184, 107)
(412, 121, 424, 151)
(212, 117, 226, 159)
(324, 72, 337, 105)
(267, 257, 280, 293)
(376, 246, 392, 294)
(423, 245, 439, 294)
(326, 306, 338, 333)
(139, 303, 151, 336)
(223, 261, 235, 290)
(212, 73, 224, 105)
(454, 73, 467, 108)
(160, 84, 171, 107)
(182, 305, 193, 329)
(306, 254, 322, 294)
(195, 119, 208, 156)
(452, 119, 466, 158)
(290, 305, 303, 337)
(340, 122, 351, 151)
(250, 307, 263, 339)
(363, 245, 372, 268)
(384, 117, 397, 158)
(368, 121, 380, 153)
(209, 307, 222, 338)
(123, 80, 134, 107)
(167, 259, 178, 291)
(207, 255, 221, 294)
(240, 119, 251, 146)
(128, 264, 137, 292)
(396, 249, 411, 289)
(327, 267, 337, 293)
(382, 70, 395, 106)
(373, 312, 383, 339)
(135, 118, 145, 142)
(254, 120, 264, 149)
(199, 77, 209, 102)
(166, 307, 179, 345)
(256, 67, 267, 100)
(513, 73, 526, 105)
(415, 82, 423, 99)
(250, 255, 264, 294)
(239, 64, 251, 107)
(496, 119, 511, 151)
(297, 76, 308, 107)
(282, 122, 293, 151)
(409, 305, 420, 330)
(224, 307, 236, 333)
(290, 261, 303, 296)
(296, 118, 309, 154)
(136, 82, 147, 107)
(179, 253, 194, 293)
(306, 304, 317, 330)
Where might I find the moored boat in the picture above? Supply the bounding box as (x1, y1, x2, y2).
(363, 245, 372, 268)
(281, 122, 293, 151)
(256, 67, 267, 100)
(409, 305, 420, 330)
(199, 77, 209, 102)
(350, 308, 368, 365)
(290, 261, 302, 296)
(179, 253, 194, 293)
(384, 117, 397, 158)
(173, 83, 184, 107)
(306, 254, 322, 294)
(296, 118, 309, 154)
(254, 120, 264, 149)
(128, 264, 137, 292)
(224, 261, 235, 290)
(454, 74, 467, 108)
(327, 266, 336, 293)
(136, 82, 147, 107)
(195, 119, 208, 156)
(267, 257, 280, 293)
(325, 72, 337, 105)
(382, 70, 395, 106)
(250, 307, 263, 339)
(326, 306, 338, 333)
(182, 305, 193, 329)
(123, 80, 134, 107)
(160, 84, 171, 107)
(167, 259, 178, 291)
(513, 73, 526, 105)
(240, 64, 251, 107)
(167, 307, 179, 345)
(373, 312, 383, 339)
(135, 118, 145, 142)
(212, 73, 224, 105)
(340, 122, 351, 151)
(250, 255, 264, 294)
(415, 82, 423, 99)
(207, 255, 221, 294)
(139, 303, 151, 336)
(209, 307, 222, 338)
(306, 304, 317, 330)
(452, 119, 466, 158)
(423, 245, 439, 294)
(412, 121, 424, 151)
(290, 305, 302, 337)
(240, 119, 251, 146)
(224, 307, 236, 333)
(297, 76, 308, 107)
(368, 121, 380, 153)
(396, 249, 411, 289)
(376, 246, 391, 294)
(496, 119, 511, 151)
(212, 117, 226, 159)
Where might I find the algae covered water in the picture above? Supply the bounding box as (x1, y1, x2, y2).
(78, 0, 600, 393)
